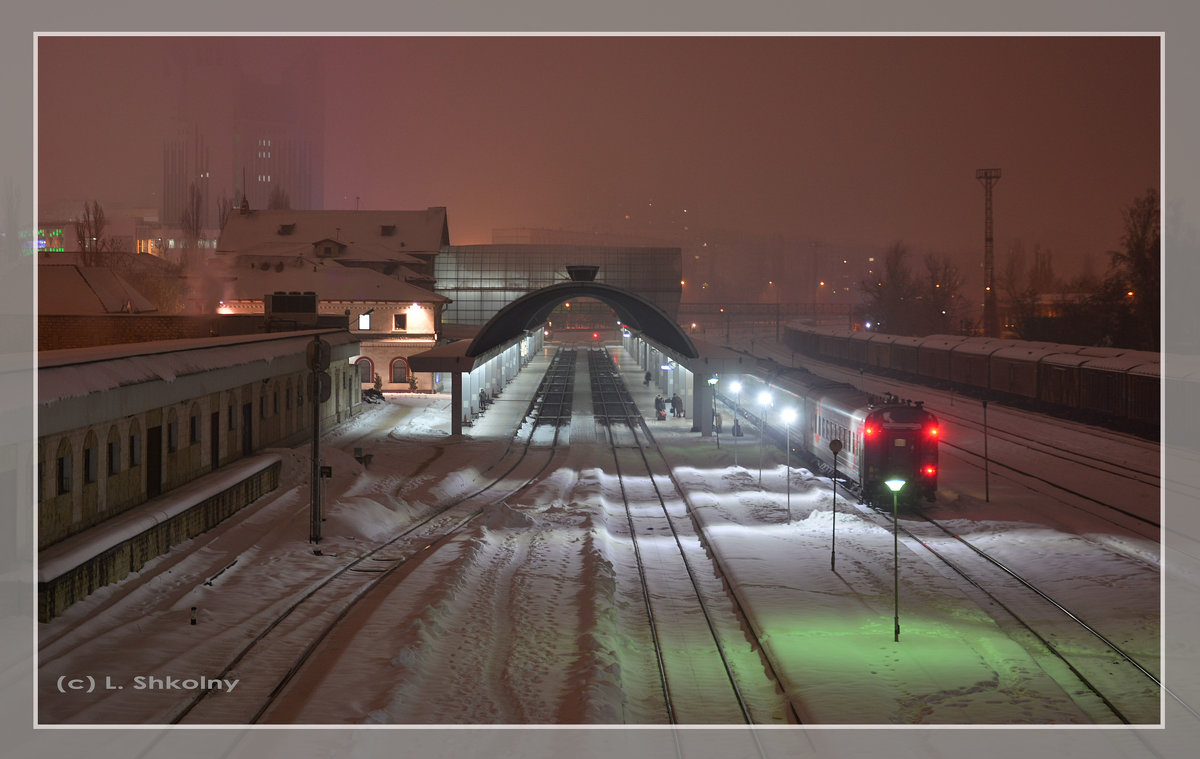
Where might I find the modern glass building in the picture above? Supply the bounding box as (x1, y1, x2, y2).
(434, 244, 682, 327)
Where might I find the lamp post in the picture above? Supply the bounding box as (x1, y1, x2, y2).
(757, 390, 772, 487)
(829, 439, 842, 571)
(729, 381, 742, 467)
(708, 376, 719, 447)
(884, 478, 905, 642)
(781, 407, 797, 522)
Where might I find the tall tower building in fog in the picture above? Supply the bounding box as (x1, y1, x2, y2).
(161, 40, 325, 228)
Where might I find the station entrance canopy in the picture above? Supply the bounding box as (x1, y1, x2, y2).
(410, 281, 751, 435)
(466, 281, 698, 360)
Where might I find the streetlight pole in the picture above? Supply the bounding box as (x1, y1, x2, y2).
(708, 376, 719, 447)
(730, 381, 742, 467)
(781, 408, 796, 522)
(885, 478, 905, 642)
(982, 399, 991, 502)
(757, 390, 771, 487)
(829, 439, 842, 571)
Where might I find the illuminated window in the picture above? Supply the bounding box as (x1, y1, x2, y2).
(393, 313, 407, 331)
(359, 312, 371, 330)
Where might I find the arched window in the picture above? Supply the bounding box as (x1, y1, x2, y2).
(106, 425, 121, 477)
(390, 357, 410, 384)
(55, 438, 73, 495)
(128, 419, 142, 468)
(82, 430, 99, 485)
(357, 357, 373, 384)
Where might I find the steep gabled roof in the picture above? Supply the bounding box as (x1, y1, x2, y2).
(217, 208, 449, 258)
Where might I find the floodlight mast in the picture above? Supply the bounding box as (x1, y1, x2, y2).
(977, 168, 1002, 338)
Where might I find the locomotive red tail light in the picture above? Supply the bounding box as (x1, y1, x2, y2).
(926, 426, 939, 438)
(592, 332, 599, 339)
(923, 465, 937, 477)
(864, 425, 876, 437)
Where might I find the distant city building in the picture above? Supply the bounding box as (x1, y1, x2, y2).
(161, 42, 325, 228)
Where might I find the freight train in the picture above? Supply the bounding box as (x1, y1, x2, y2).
(782, 325, 1159, 438)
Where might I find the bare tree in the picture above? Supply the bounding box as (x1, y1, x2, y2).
(918, 252, 964, 334)
(860, 242, 916, 334)
(217, 190, 233, 232)
(1106, 188, 1161, 350)
(74, 200, 109, 265)
(180, 182, 204, 251)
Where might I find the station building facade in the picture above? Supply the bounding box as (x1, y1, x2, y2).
(37, 329, 360, 620)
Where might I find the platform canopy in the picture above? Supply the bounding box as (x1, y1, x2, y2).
(465, 281, 698, 359)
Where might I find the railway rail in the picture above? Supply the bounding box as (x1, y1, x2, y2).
(171, 349, 580, 723)
(855, 501, 1167, 724)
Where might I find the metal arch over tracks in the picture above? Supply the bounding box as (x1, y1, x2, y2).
(466, 281, 698, 360)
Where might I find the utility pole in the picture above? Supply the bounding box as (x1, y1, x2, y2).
(977, 168, 1002, 338)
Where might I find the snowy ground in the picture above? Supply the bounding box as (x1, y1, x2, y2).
(30, 337, 1200, 759)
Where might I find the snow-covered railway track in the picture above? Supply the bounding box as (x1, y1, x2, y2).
(590, 349, 794, 729)
(169, 351, 578, 724)
(938, 440, 1160, 538)
(858, 503, 1169, 724)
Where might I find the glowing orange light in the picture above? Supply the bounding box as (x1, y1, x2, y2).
(864, 426, 876, 437)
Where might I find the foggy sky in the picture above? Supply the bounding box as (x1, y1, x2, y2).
(37, 34, 1159, 275)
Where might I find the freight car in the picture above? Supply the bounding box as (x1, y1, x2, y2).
(782, 325, 1159, 437)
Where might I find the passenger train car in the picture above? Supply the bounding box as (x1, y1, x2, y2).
(725, 366, 939, 506)
(783, 325, 1159, 437)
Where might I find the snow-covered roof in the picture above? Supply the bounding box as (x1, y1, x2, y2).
(37, 264, 158, 315)
(38, 329, 359, 406)
(217, 208, 449, 257)
(209, 257, 448, 305)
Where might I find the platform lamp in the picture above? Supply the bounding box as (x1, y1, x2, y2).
(729, 381, 742, 466)
(708, 376, 719, 447)
(756, 390, 772, 487)
(781, 407, 797, 521)
(884, 478, 906, 642)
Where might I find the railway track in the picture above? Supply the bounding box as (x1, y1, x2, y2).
(170, 350, 578, 724)
(855, 501, 1168, 724)
(588, 348, 796, 727)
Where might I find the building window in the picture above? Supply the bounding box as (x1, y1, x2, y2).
(167, 422, 178, 452)
(129, 431, 141, 467)
(273, 391, 279, 414)
(190, 414, 201, 444)
(107, 440, 121, 476)
(391, 357, 410, 384)
(393, 313, 407, 331)
(357, 358, 373, 384)
(260, 397, 267, 419)
(228, 404, 237, 430)
(358, 312, 371, 330)
(84, 446, 98, 484)
(57, 454, 72, 495)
